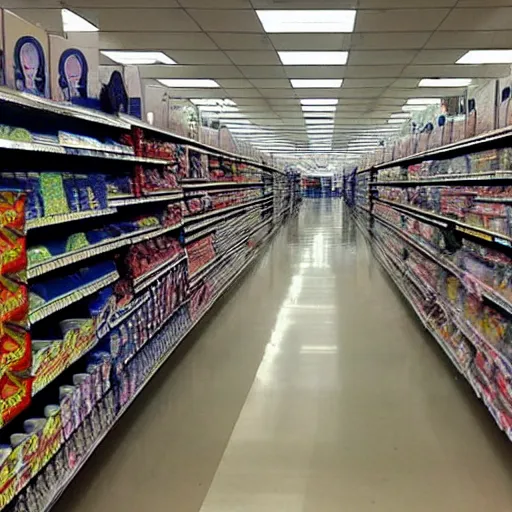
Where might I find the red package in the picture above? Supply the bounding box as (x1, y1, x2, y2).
(0, 228, 26, 275)
(0, 372, 31, 427)
(0, 276, 28, 324)
(0, 192, 25, 231)
(0, 324, 30, 374)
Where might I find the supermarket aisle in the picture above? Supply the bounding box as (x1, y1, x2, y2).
(55, 199, 512, 512)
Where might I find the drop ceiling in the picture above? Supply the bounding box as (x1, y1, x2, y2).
(6, 0, 512, 155)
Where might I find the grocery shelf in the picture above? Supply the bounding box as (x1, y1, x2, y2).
(38, 228, 271, 512)
(373, 171, 512, 187)
(373, 213, 512, 317)
(29, 271, 120, 325)
(182, 181, 264, 189)
(0, 137, 170, 164)
(0, 86, 130, 129)
(376, 198, 512, 247)
(26, 208, 118, 231)
(108, 192, 183, 207)
(133, 254, 187, 294)
(183, 196, 270, 224)
(359, 124, 512, 173)
(27, 226, 160, 279)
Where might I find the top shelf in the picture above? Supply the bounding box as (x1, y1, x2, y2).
(0, 87, 130, 130)
(359, 124, 512, 173)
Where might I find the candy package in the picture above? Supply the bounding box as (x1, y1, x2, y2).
(0, 372, 31, 427)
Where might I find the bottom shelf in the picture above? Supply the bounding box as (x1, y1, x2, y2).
(6, 220, 278, 512)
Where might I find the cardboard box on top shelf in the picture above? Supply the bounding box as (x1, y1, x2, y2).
(468, 80, 498, 137)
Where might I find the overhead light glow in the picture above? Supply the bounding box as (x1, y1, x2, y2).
(390, 113, 411, 118)
(256, 10, 356, 33)
(217, 113, 246, 118)
(291, 79, 343, 88)
(302, 105, 337, 112)
(62, 9, 98, 32)
(406, 98, 441, 105)
(158, 79, 219, 88)
(301, 99, 338, 106)
(305, 119, 335, 124)
(102, 51, 175, 65)
(388, 119, 407, 123)
(419, 78, 471, 87)
(457, 50, 512, 64)
(402, 105, 428, 112)
(224, 120, 252, 125)
(278, 51, 348, 66)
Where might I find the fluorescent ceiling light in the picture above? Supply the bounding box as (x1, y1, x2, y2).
(229, 128, 269, 133)
(102, 51, 175, 65)
(158, 79, 219, 88)
(406, 98, 441, 105)
(301, 99, 338, 106)
(402, 105, 428, 112)
(419, 78, 471, 87)
(278, 51, 348, 66)
(302, 106, 337, 112)
(291, 79, 343, 88)
(303, 112, 334, 118)
(390, 113, 411, 118)
(62, 9, 98, 32)
(305, 119, 334, 125)
(256, 10, 356, 33)
(457, 50, 512, 64)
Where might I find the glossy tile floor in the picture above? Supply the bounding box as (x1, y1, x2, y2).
(55, 199, 512, 512)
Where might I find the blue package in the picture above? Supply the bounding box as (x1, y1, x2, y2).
(79, 260, 117, 284)
(63, 173, 81, 213)
(89, 174, 108, 210)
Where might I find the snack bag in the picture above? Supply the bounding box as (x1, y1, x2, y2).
(0, 324, 31, 374)
(0, 191, 25, 232)
(0, 372, 32, 427)
(0, 275, 28, 325)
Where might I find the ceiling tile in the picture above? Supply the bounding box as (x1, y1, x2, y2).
(351, 32, 432, 51)
(426, 30, 512, 49)
(216, 79, 254, 88)
(343, 78, 396, 88)
(209, 33, 273, 50)
(382, 87, 467, 97)
(349, 50, 417, 65)
(99, 32, 217, 50)
(259, 89, 298, 98)
(95, 8, 200, 31)
(389, 78, 422, 88)
(159, 89, 229, 98)
(250, 79, 291, 89)
(344, 65, 404, 78)
(359, 0, 456, 5)
(269, 34, 352, 51)
(439, 7, 512, 30)
(355, 9, 450, 32)
(339, 88, 385, 98)
(69, 0, 180, 5)
(226, 51, 280, 65)
(186, 9, 262, 32)
(138, 65, 243, 79)
(170, 51, 232, 65)
(267, 99, 300, 106)
(403, 64, 510, 78)
(238, 66, 287, 79)
(223, 88, 262, 98)
(179, 0, 251, 6)
(411, 50, 466, 65)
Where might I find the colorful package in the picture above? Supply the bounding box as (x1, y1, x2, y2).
(0, 372, 31, 427)
(0, 276, 28, 325)
(39, 173, 69, 217)
(0, 324, 30, 374)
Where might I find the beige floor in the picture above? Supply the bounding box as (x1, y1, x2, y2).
(55, 199, 512, 512)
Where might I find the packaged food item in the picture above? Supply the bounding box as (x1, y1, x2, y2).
(0, 276, 28, 325)
(39, 173, 69, 217)
(0, 372, 31, 427)
(0, 324, 31, 375)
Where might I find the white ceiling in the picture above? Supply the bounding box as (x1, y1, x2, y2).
(6, 0, 512, 154)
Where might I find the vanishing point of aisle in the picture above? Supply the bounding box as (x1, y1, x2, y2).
(55, 199, 512, 512)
